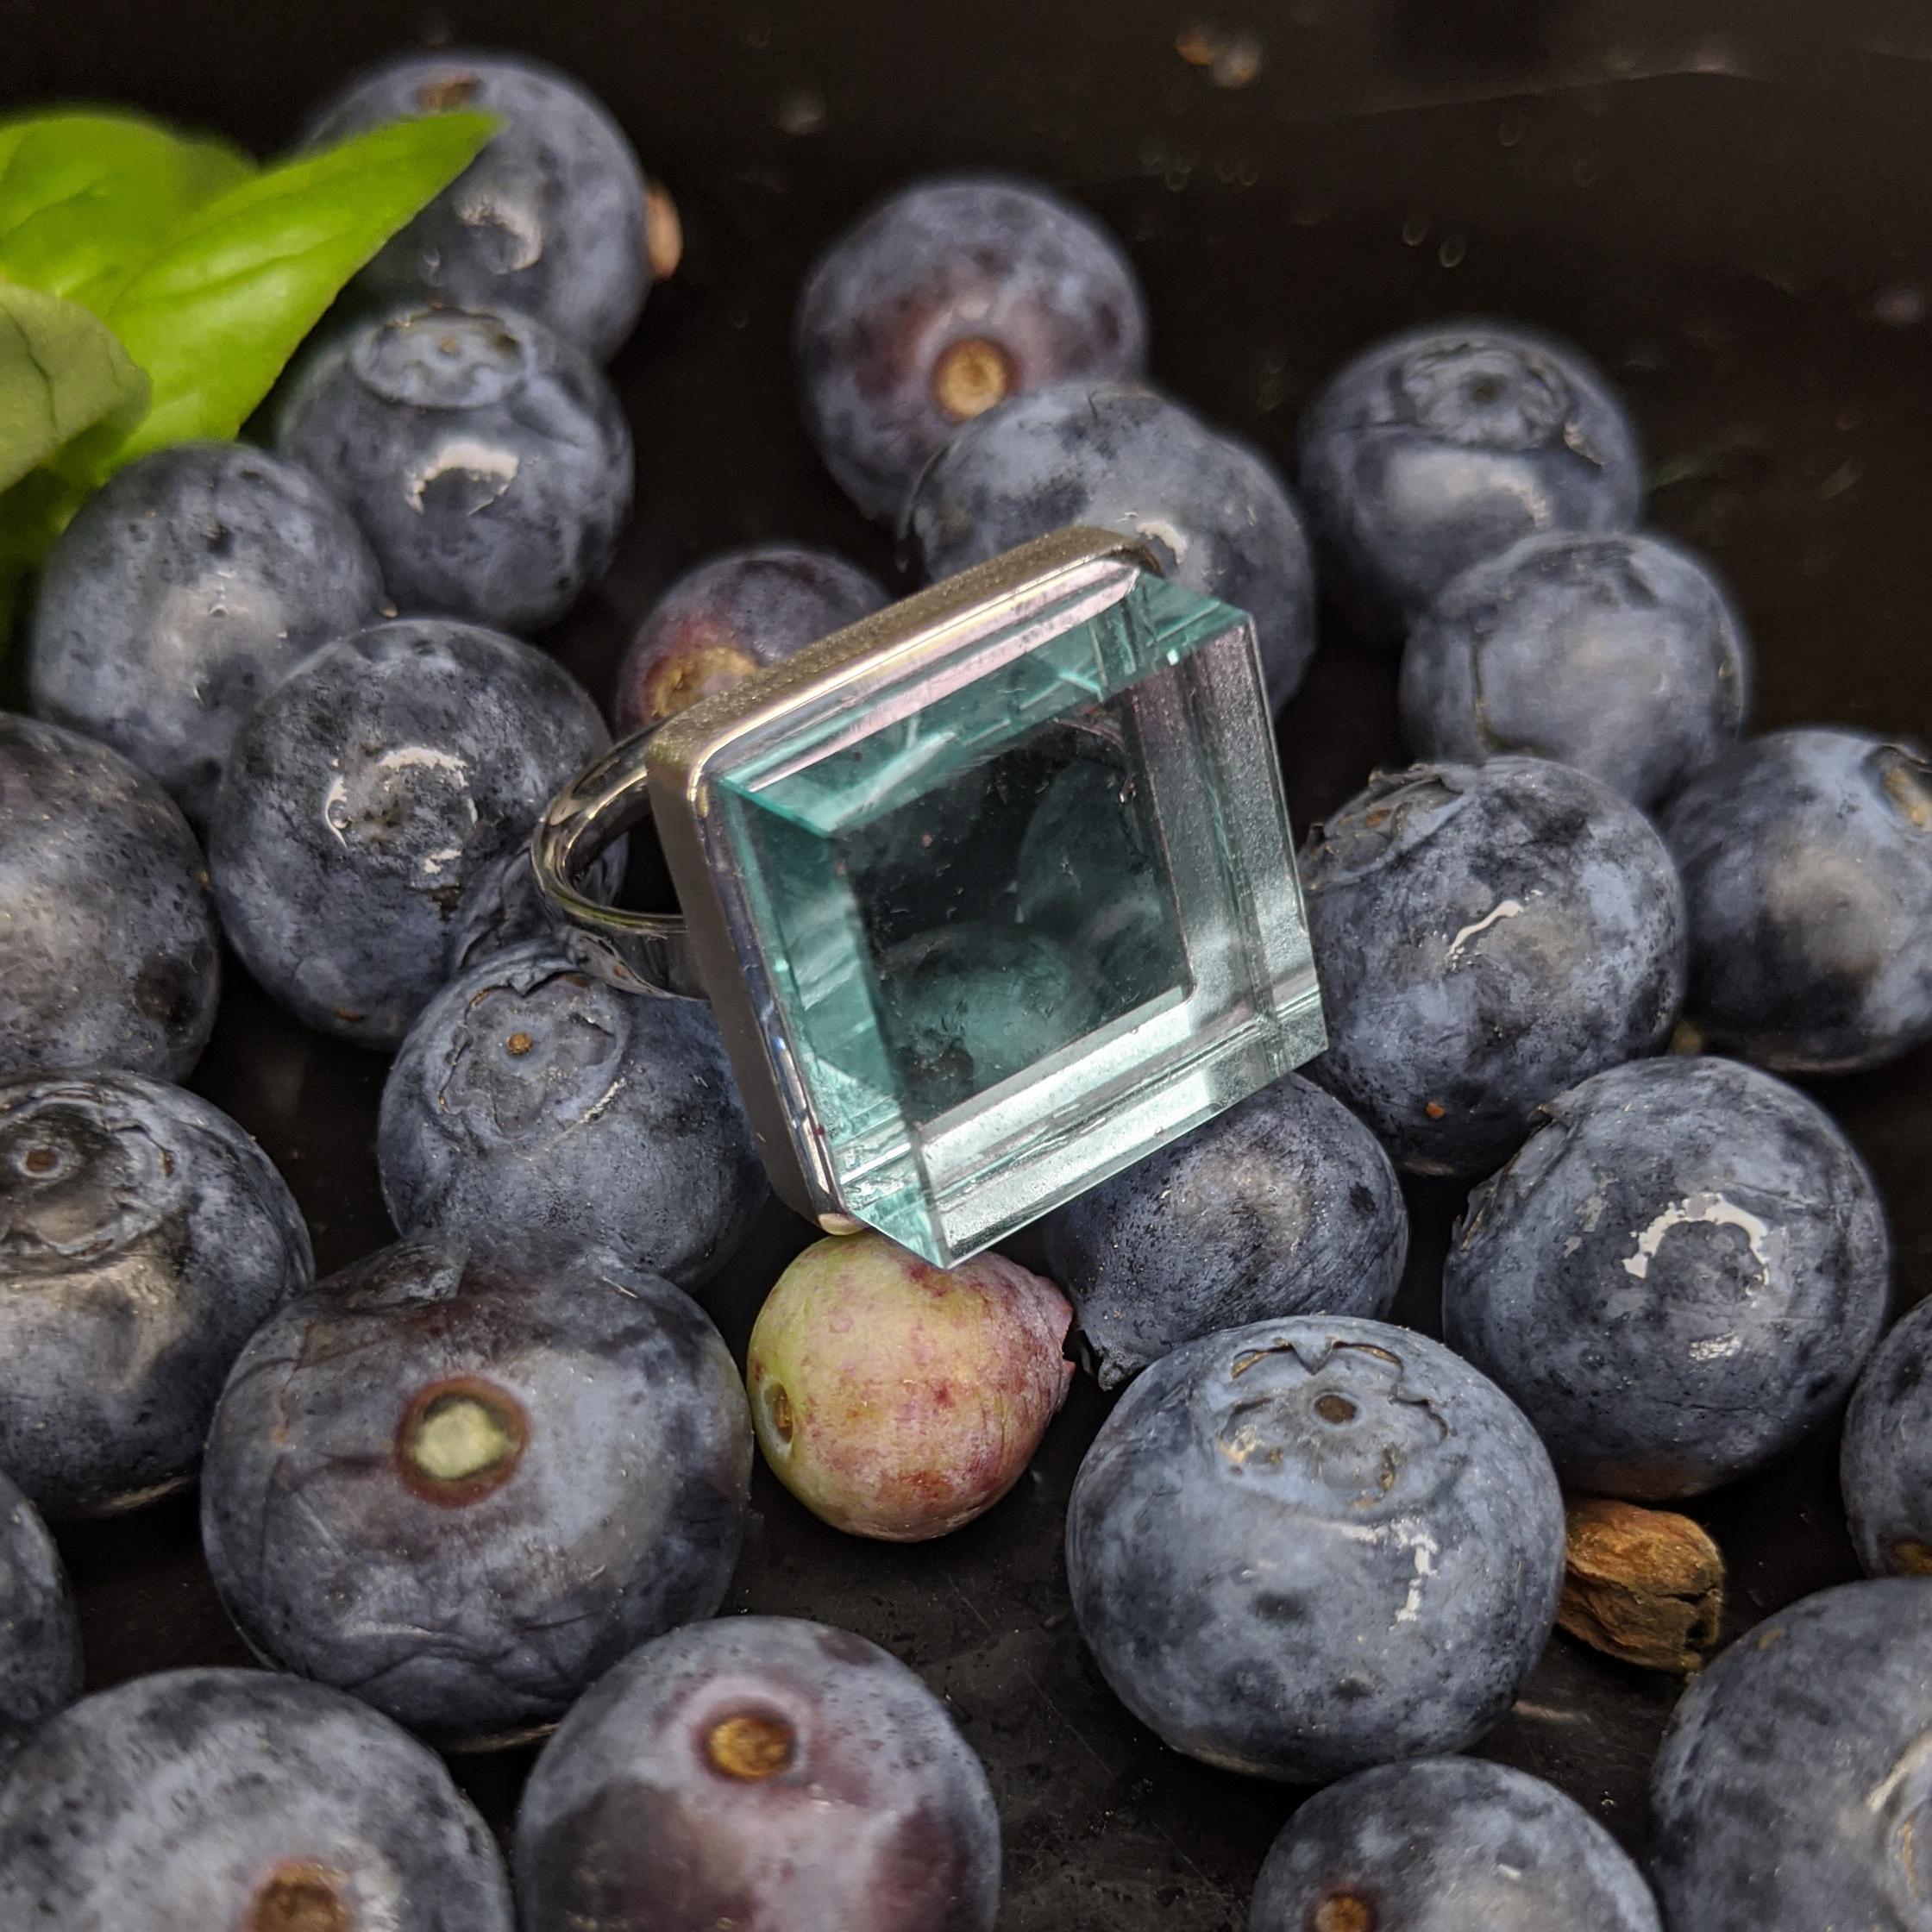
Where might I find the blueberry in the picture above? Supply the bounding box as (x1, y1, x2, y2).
(0, 1070, 311, 1518)
(1302, 756, 1687, 1178)
(1650, 1578, 1932, 1929)
(1013, 750, 1150, 931)
(746, 1233, 1073, 1540)
(0, 716, 220, 1083)
(200, 1233, 751, 1750)
(379, 941, 766, 1290)
(0, 1666, 514, 1928)
(209, 618, 611, 1047)
(277, 304, 632, 633)
(27, 442, 386, 826)
(1841, 1295, 1932, 1577)
(875, 920, 1101, 1117)
(1040, 1073, 1408, 1389)
(1660, 727, 1932, 1073)
(1012, 743, 1183, 1009)
(1444, 1056, 1889, 1501)
(1248, 1757, 1662, 1932)
(1295, 320, 1644, 641)
(613, 544, 888, 736)
(515, 1615, 1000, 1931)
(0, 1471, 81, 1752)
(906, 380, 1319, 707)
(796, 173, 1149, 523)
(304, 51, 656, 362)
(1065, 1314, 1564, 1781)
(1399, 530, 1752, 810)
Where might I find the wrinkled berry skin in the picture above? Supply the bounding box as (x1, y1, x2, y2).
(1302, 756, 1687, 1178)
(1444, 1056, 1889, 1501)
(516, 1615, 1001, 1932)
(746, 1233, 1073, 1540)
(796, 174, 1148, 524)
(379, 942, 766, 1290)
(614, 544, 888, 735)
(907, 380, 1319, 707)
(0, 1071, 311, 1518)
(0, 1667, 514, 1929)
(0, 1471, 81, 1751)
(27, 442, 386, 826)
(210, 618, 610, 1048)
(1400, 531, 1752, 810)
(277, 304, 632, 633)
(1041, 1073, 1408, 1389)
(1066, 1314, 1564, 1782)
(202, 1234, 751, 1751)
(1295, 320, 1644, 640)
(0, 716, 219, 1083)
(1660, 727, 1932, 1073)
(304, 50, 653, 363)
(1651, 1578, 1932, 1930)
(1841, 1295, 1932, 1577)
(1249, 1757, 1662, 1932)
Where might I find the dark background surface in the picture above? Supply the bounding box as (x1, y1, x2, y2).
(9, 0, 1932, 1923)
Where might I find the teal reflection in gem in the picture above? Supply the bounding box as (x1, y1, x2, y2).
(705, 565, 1326, 1265)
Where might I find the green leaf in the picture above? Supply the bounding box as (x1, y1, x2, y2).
(0, 111, 255, 316)
(0, 467, 83, 563)
(0, 467, 85, 661)
(58, 110, 497, 486)
(0, 280, 147, 492)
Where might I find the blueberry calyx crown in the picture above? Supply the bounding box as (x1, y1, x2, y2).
(1396, 340, 1570, 451)
(1209, 1337, 1453, 1518)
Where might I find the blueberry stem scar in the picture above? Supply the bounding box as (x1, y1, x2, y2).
(706, 1710, 797, 1781)
(764, 1383, 795, 1445)
(931, 336, 1013, 420)
(1313, 1892, 1375, 1932)
(248, 1861, 353, 1932)
(396, 1378, 528, 1504)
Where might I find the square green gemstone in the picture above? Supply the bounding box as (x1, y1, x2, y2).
(703, 566, 1324, 1265)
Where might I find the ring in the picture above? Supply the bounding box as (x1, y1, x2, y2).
(532, 525, 1326, 1264)
(530, 732, 706, 999)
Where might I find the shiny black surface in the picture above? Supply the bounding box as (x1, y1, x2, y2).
(11, 3, 1932, 1922)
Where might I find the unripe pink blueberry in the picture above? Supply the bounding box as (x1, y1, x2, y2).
(746, 1233, 1074, 1540)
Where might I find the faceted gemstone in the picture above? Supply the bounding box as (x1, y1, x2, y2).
(699, 563, 1323, 1264)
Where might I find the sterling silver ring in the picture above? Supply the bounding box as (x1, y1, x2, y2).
(531, 526, 1326, 1265)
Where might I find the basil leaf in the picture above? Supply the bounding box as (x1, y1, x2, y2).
(0, 468, 85, 572)
(0, 467, 85, 656)
(0, 280, 147, 492)
(58, 110, 497, 484)
(0, 112, 255, 315)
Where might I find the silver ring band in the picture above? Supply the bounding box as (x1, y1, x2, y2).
(529, 731, 706, 1000)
